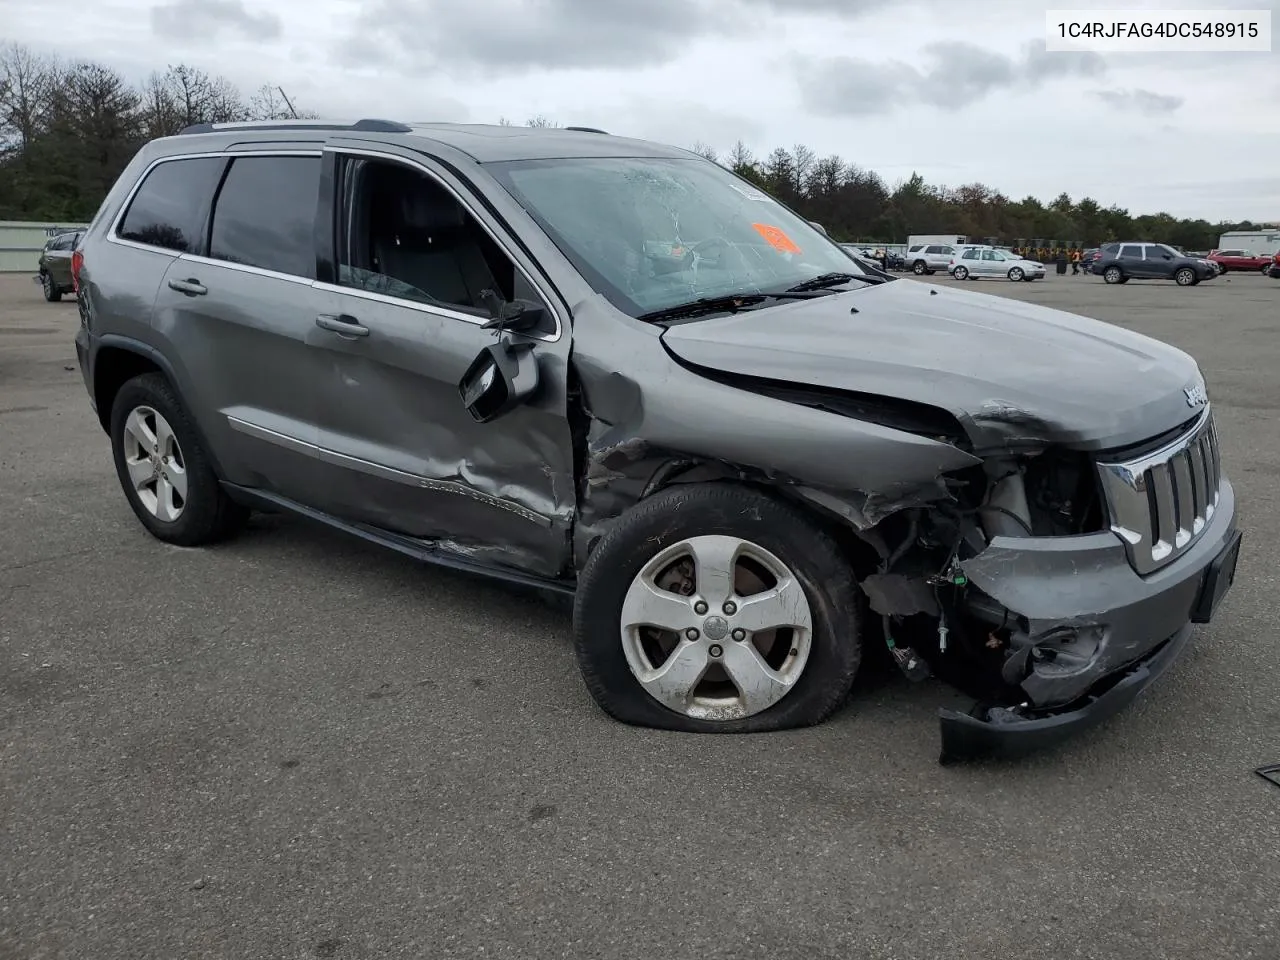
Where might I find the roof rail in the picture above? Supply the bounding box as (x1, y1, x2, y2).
(564, 126, 608, 134)
(178, 118, 413, 136)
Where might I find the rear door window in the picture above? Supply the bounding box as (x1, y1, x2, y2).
(1119, 244, 1141, 258)
(117, 157, 226, 254)
(208, 155, 321, 279)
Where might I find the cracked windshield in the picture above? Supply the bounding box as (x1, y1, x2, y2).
(492, 156, 871, 317)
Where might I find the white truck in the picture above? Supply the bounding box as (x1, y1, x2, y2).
(1216, 230, 1280, 256)
(907, 234, 969, 250)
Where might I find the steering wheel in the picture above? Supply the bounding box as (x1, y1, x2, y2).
(689, 236, 750, 274)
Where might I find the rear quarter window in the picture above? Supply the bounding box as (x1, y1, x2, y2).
(117, 156, 226, 254)
(207, 155, 321, 279)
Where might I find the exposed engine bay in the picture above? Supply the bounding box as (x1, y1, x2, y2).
(857, 447, 1109, 708)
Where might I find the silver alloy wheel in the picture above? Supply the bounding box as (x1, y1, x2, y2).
(1175, 268, 1195, 285)
(122, 405, 188, 521)
(1105, 267, 1122, 284)
(619, 535, 814, 721)
(1008, 267, 1024, 281)
(953, 266, 968, 280)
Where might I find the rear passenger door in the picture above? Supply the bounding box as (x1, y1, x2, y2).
(148, 149, 332, 506)
(1117, 244, 1145, 276)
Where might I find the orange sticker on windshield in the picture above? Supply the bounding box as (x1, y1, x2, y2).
(752, 223, 801, 254)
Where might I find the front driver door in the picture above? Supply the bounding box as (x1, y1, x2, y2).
(307, 141, 577, 579)
(1142, 245, 1176, 279)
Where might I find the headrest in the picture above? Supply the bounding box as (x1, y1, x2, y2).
(396, 187, 466, 235)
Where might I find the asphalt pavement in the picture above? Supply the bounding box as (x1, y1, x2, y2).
(2, 268, 1278, 959)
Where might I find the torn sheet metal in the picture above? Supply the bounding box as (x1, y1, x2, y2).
(960, 478, 1238, 707)
(566, 301, 981, 567)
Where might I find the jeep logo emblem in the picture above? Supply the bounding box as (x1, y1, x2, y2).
(1184, 382, 1208, 407)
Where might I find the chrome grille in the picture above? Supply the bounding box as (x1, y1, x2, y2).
(1096, 408, 1221, 575)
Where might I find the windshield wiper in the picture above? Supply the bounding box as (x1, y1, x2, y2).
(787, 271, 886, 291)
(636, 293, 771, 323)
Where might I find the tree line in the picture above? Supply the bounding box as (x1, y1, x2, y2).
(0, 42, 1263, 249)
(0, 43, 316, 222)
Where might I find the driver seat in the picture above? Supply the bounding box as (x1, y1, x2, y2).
(373, 179, 500, 311)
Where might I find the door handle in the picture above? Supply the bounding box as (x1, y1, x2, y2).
(316, 313, 370, 338)
(167, 277, 207, 296)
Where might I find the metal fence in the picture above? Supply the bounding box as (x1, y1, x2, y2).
(0, 221, 91, 273)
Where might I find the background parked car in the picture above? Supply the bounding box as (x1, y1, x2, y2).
(1091, 242, 1218, 286)
(1268, 252, 1280, 279)
(950, 245, 1046, 281)
(37, 230, 82, 301)
(1207, 249, 1275, 274)
(904, 243, 956, 275)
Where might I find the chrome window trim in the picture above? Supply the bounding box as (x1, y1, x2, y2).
(176, 252, 315, 286)
(311, 280, 506, 329)
(322, 145, 565, 343)
(226, 415, 551, 527)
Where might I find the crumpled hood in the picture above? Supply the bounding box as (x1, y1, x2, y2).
(659, 279, 1205, 453)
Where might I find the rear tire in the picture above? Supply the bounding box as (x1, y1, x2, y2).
(952, 266, 969, 280)
(1104, 266, 1124, 284)
(573, 483, 862, 733)
(41, 271, 61, 302)
(109, 373, 248, 546)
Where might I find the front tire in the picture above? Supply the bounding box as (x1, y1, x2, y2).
(1008, 267, 1025, 281)
(1175, 267, 1196, 286)
(109, 373, 248, 546)
(912, 260, 927, 275)
(573, 483, 862, 733)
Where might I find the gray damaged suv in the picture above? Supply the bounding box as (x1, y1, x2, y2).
(73, 119, 1242, 762)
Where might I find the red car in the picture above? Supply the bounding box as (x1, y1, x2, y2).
(1207, 249, 1275, 273)
(1268, 252, 1280, 279)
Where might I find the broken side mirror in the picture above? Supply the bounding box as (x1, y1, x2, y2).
(458, 339, 540, 423)
(479, 289, 548, 333)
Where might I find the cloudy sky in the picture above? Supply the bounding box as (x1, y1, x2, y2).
(3, 0, 1278, 220)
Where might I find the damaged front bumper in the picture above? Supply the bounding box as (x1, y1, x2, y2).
(940, 477, 1241, 763)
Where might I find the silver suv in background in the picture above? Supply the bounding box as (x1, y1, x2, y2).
(905, 243, 956, 275)
(73, 119, 1241, 763)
